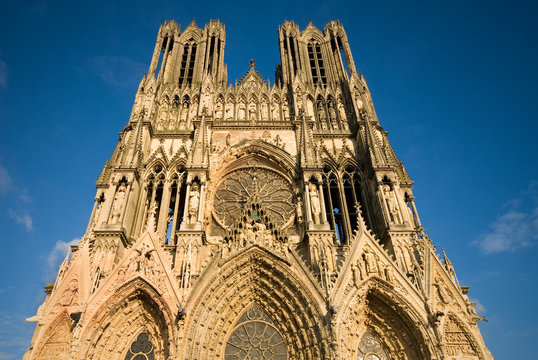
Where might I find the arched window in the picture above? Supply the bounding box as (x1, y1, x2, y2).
(307, 40, 327, 87)
(178, 39, 197, 87)
(322, 167, 346, 244)
(224, 305, 287, 359)
(143, 164, 165, 232)
(124, 332, 155, 360)
(165, 167, 187, 244)
(322, 166, 370, 245)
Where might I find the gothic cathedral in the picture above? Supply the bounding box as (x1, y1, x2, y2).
(24, 20, 492, 359)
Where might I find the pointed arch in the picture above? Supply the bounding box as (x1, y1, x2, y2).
(35, 311, 72, 359)
(443, 313, 485, 359)
(181, 246, 330, 359)
(78, 277, 176, 360)
(336, 280, 438, 359)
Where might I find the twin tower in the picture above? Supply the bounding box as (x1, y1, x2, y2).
(25, 20, 492, 359)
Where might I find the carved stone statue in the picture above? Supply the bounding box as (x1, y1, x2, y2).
(248, 103, 256, 121)
(146, 200, 158, 232)
(261, 102, 268, 120)
(271, 100, 279, 120)
(110, 182, 127, 224)
(309, 183, 321, 224)
(238, 103, 246, 121)
(328, 103, 338, 130)
(214, 101, 223, 120)
(383, 184, 401, 224)
(296, 196, 303, 223)
(363, 248, 377, 274)
(188, 183, 200, 223)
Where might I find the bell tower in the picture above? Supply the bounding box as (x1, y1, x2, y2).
(25, 20, 492, 360)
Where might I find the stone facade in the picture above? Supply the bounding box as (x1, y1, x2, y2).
(24, 19, 493, 359)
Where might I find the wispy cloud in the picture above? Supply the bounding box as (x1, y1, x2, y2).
(46, 238, 80, 280)
(470, 298, 487, 316)
(474, 184, 538, 254)
(474, 207, 538, 254)
(8, 209, 33, 232)
(89, 55, 145, 89)
(0, 59, 7, 89)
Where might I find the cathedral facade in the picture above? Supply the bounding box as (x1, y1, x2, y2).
(24, 20, 492, 359)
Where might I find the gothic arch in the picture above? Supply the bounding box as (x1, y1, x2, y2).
(181, 246, 330, 359)
(336, 279, 438, 359)
(78, 277, 176, 360)
(215, 141, 297, 182)
(34, 311, 72, 359)
(442, 312, 485, 360)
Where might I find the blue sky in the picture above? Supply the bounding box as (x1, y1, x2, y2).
(0, 0, 537, 358)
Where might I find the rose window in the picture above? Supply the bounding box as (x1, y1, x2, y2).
(213, 167, 294, 230)
(357, 331, 388, 360)
(224, 305, 287, 359)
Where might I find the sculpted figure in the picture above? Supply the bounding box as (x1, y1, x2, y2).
(188, 183, 200, 223)
(146, 200, 157, 232)
(93, 199, 103, 228)
(338, 100, 348, 130)
(238, 103, 246, 120)
(215, 101, 223, 120)
(309, 183, 321, 224)
(383, 184, 401, 224)
(328, 103, 338, 130)
(282, 98, 289, 119)
(363, 248, 377, 274)
(110, 182, 127, 224)
(248, 103, 257, 121)
(296, 196, 304, 223)
(261, 102, 269, 120)
(271, 100, 279, 120)
(225, 102, 233, 120)
(354, 91, 364, 109)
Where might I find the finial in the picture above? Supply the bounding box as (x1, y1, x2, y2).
(249, 59, 255, 69)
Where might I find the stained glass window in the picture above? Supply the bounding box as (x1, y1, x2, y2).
(124, 332, 155, 360)
(357, 331, 388, 360)
(225, 305, 287, 360)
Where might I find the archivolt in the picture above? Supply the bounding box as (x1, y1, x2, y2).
(77, 277, 176, 360)
(180, 246, 330, 359)
(336, 279, 438, 359)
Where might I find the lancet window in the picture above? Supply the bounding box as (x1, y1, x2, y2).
(155, 35, 174, 80)
(179, 39, 197, 87)
(165, 168, 187, 244)
(142, 164, 165, 233)
(321, 166, 367, 244)
(307, 41, 327, 87)
(330, 35, 350, 79)
(283, 33, 300, 78)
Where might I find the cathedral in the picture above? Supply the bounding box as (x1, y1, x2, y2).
(24, 20, 493, 359)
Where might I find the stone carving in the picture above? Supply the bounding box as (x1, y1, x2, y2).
(296, 196, 303, 223)
(188, 183, 200, 223)
(309, 183, 321, 224)
(383, 184, 402, 224)
(110, 182, 127, 224)
(26, 20, 491, 360)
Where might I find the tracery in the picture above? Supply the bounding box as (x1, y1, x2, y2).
(224, 305, 287, 360)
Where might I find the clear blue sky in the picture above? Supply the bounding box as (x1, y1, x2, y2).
(0, 1, 537, 358)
